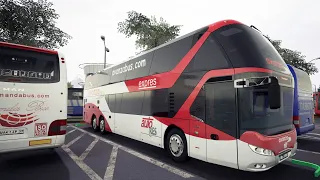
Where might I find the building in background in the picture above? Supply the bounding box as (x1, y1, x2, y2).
(79, 63, 113, 77)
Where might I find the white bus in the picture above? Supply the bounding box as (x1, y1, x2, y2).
(84, 20, 297, 172)
(0, 41, 67, 153)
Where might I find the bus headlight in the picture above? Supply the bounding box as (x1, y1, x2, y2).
(248, 144, 274, 156)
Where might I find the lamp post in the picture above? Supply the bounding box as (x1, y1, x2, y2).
(100, 35, 110, 69)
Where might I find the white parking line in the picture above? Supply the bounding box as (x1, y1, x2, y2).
(71, 125, 194, 179)
(104, 146, 118, 180)
(67, 129, 76, 135)
(297, 149, 320, 156)
(61, 145, 102, 180)
(307, 132, 320, 136)
(64, 133, 85, 148)
(298, 135, 320, 141)
(79, 138, 99, 161)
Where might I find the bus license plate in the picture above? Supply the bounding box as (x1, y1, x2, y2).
(0, 129, 24, 136)
(279, 152, 289, 161)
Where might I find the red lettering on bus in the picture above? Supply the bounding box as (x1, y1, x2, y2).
(141, 117, 153, 128)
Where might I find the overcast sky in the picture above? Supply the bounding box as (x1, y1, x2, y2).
(51, 0, 320, 88)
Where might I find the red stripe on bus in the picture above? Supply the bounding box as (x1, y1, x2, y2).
(239, 129, 297, 155)
(0, 41, 58, 55)
(125, 20, 242, 92)
(83, 103, 112, 132)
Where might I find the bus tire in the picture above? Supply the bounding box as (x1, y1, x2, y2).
(165, 128, 188, 162)
(99, 118, 106, 134)
(92, 116, 99, 132)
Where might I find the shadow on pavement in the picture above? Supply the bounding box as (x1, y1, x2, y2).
(0, 149, 70, 180)
(82, 126, 317, 180)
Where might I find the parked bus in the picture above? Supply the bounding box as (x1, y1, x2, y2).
(83, 19, 297, 172)
(67, 88, 84, 117)
(287, 64, 315, 135)
(0, 42, 67, 153)
(313, 91, 320, 115)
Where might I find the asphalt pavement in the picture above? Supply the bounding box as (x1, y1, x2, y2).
(0, 119, 320, 180)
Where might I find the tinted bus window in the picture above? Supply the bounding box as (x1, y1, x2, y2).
(0, 46, 60, 83)
(185, 34, 231, 72)
(149, 36, 193, 75)
(68, 88, 83, 100)
(213, 24, 290, 74)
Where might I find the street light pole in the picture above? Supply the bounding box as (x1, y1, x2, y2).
(100, 35, 110, 69)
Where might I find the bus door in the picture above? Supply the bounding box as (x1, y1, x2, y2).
(204, 82, 238, 169)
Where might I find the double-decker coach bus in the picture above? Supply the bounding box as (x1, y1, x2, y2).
(287, 64, 314, 135)
(83, 19, 297, 172)
(0, 42, 67, 153)
(68, 88, 84, 117)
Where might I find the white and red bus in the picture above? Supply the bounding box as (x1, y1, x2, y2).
(0, 42, 67, 153)
(83, 19, 297, 172)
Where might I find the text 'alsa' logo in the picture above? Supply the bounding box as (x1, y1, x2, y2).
(2, 88, 25, 92)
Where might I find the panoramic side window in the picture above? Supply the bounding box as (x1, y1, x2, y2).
(110, 64, 128, 84)
(115, 93, 123, 113)
(125, 52, 154, 80)
(107, 94, 116, 113)
(119, 91, 145, 115)
(151, 89, 169, 117)
(149, 36, 193, 75)
(185, 34, 231, 72)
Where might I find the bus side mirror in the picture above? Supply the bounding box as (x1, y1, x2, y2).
(268, 77, 281, 109)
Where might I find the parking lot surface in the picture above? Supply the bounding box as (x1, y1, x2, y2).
(0, 120, 320, 180)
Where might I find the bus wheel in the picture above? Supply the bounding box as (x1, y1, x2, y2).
(92, 116, 99, 132)
(99, 118, 106, 134)
(165, 128, 188, 162)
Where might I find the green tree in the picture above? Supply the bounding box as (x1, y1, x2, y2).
(266, 36, 318, 75)
(117, 11, 182, 51)
(67, 82, 73, 88)
(0, 0, 71, 49)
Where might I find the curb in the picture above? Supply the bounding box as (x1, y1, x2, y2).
(291, 159, 320, 177)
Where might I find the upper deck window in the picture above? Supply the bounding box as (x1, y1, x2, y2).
(213, 24, 290, 74)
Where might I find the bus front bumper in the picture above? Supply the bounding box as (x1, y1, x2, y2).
(237, 140, 297, 172)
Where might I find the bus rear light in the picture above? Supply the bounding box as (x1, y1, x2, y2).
(293, 116, 300, 128)
(48, 119, 67, 136)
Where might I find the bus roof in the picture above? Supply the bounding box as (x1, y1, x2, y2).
(287, 64, 308, 78)
(95, 19, 242, 74)
(0, 41, 58, 55)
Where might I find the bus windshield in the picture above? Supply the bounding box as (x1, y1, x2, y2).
(238, 84, 294, 136)
(0, 46, 60, 83)
(213, 24, 290, 74)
